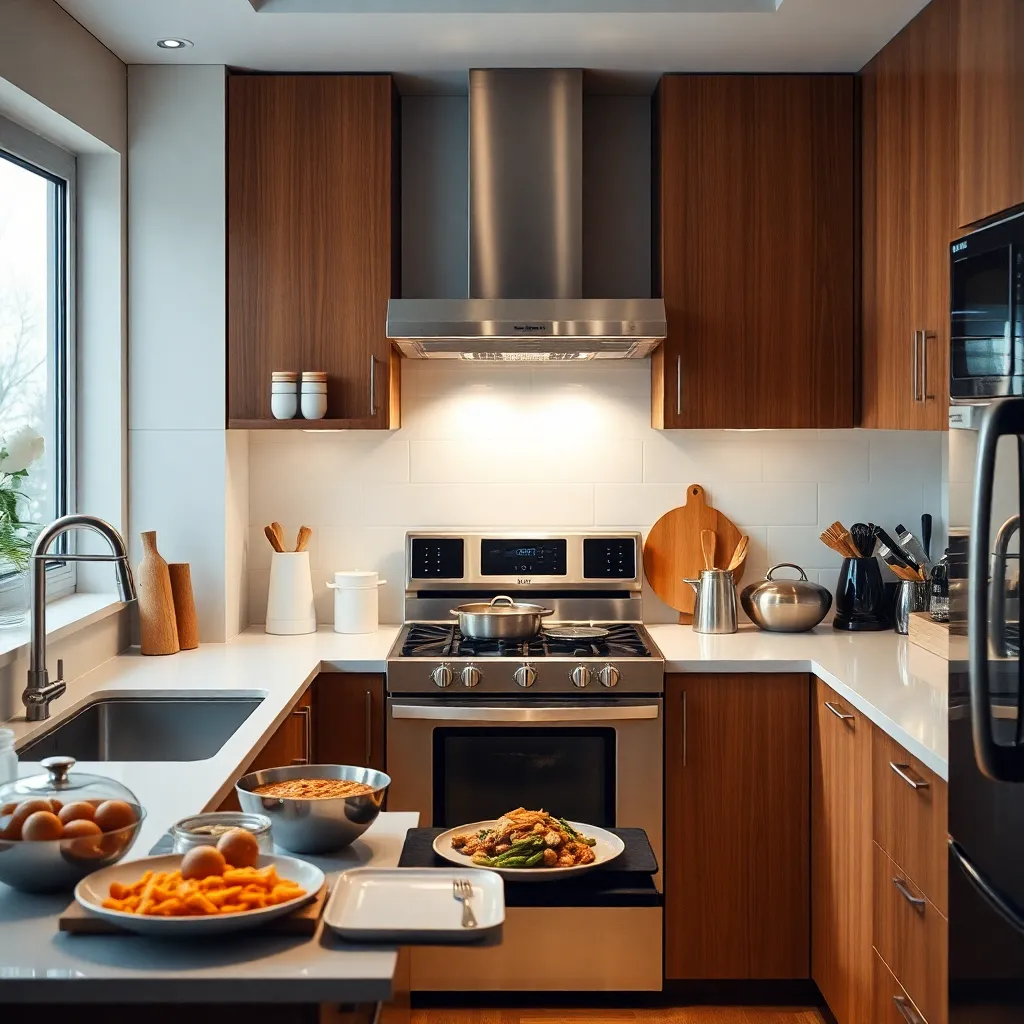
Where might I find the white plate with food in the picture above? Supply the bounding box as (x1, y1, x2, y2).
(433, 808, 625, 882)
(75, 842, 324, 937)
(324, 867, 505, 942)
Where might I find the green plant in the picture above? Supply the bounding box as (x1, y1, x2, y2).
(0, 427, 44, 572)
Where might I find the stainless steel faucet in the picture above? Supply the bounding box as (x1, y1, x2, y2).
(23, 514, 137, 721)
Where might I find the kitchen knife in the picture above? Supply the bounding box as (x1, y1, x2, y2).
(921, 514, 933, 560)
(872, 525, 919, 572)
(896, 523, 932, 574)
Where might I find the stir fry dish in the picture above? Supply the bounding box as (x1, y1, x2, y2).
(450, 808, 598, 869)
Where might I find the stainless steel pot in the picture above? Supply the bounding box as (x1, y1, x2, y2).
(450, 594, 554, 639)
(740, 563, 833, 633)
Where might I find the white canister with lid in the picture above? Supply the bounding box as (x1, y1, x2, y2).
(327, 571, 386, 634)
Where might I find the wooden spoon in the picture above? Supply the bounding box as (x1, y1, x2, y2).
(701, 529, 717, 571)
(270, 522, 286, 552)
(264, 525, 285, 553)
(727, 535, 749, 572)
(295, 526, 312, 553)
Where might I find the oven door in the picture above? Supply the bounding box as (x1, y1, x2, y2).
(386, 696, 663, 868)
(951, 240, 1023, 400)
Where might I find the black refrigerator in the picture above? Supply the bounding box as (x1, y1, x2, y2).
(951, 398, 1024, 1020)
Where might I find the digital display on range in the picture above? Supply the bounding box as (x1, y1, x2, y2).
(481, 539, 567, 576)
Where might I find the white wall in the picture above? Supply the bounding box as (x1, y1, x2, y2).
(247, 360, 945, 625)
(127, 64, 248, 642)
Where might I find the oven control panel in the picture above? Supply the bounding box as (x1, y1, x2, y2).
(406, 532, 643, 589)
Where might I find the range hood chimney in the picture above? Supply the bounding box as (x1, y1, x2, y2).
(387, 69, 666, 361)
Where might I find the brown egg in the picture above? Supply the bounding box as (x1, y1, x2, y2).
(93, 800, 136, 834)
(5, 799, 56, 840)
(49, 798, 63, 813)
(181, 845, 227, 880)
(61, 818, 104, 857)
(58, 801, 97, 825)
(21, 811, 64, 842)
(216, 828, 260, 869)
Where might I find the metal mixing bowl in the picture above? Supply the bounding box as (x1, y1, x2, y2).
(235, 764, 390, 855)
(0, 807, 146, 893)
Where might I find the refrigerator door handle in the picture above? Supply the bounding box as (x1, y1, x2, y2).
(950, 837, 1024, 938)
(970, 399, 1024, 781)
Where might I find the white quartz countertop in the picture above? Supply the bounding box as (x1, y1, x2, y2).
(646, 623, 948, 779)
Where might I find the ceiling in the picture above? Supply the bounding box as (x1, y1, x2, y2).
(56, 0, 929, 91)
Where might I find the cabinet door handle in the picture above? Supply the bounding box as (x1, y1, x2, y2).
(893, 876, 927, 913)
(922, 330, 936, 400)
(911, 330, 922, 402)
(824, 700, 854, 722)
(681, 690, 687, 767)
(291, 705, 312, 766)
(892, 995, 924, 1023)
(369, 354, 377, 417)
(674, 354, 682, 417)
(365, 690, 374, 766)
(890, 761, 930, 790)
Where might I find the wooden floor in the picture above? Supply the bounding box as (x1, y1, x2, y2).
(411, 1010, 826, 1024)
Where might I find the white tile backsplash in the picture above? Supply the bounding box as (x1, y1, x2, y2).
(247, 362, 946, 625)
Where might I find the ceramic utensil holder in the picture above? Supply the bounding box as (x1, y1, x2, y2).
(266, 551, 316, 635)
(137, 531, 180, 655)
(833, 556, 888, 631)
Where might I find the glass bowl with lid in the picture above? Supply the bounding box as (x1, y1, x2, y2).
(0, 755, 146, 892)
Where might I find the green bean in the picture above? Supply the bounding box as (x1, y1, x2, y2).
(523, 851, 545, 867)
(495, 854, 529, 867)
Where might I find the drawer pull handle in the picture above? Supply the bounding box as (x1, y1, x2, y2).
(893, 995, 924, 1023)
(893, 876, 927, 913)
(890, 761, 930, 790)
(824, 701, 854, 722)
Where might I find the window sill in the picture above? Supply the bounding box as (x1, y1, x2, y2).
(0, 593, 125, 671)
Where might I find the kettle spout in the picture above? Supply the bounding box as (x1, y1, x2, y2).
(682, 578, 700, 595)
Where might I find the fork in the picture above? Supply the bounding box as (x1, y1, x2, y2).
(452, 878, 478, 928)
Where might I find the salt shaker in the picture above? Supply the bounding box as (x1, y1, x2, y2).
(271, 371, 298, 419)
(300, 370, 328, 420)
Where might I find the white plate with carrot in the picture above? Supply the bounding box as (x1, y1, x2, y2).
(74, 844, 323, 937)
(433, 808, 624, 882)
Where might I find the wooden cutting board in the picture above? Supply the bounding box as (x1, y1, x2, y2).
(643, 484, 747, 624)
(59, 882, 328, 935)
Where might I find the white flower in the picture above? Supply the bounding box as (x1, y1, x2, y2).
(0, 427, 44, 474)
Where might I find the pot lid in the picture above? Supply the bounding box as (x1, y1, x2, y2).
(327, 571, 385, 589)
(0, 756, 140, 807)
(452, 595, 552, 615)
(744, 563, 830, 598)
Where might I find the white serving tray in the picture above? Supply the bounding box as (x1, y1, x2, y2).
(324, 867, 504, 943)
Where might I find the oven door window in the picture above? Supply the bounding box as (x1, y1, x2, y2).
(952, 245, 1014, 380)
(433, 727, 616, 828)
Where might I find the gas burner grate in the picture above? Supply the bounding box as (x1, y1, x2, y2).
(399, 622, 653, 659)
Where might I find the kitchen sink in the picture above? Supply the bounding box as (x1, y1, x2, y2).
(17, 696, 263, 762)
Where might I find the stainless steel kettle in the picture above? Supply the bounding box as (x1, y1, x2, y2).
(683, 569, 738, 634)
(740, 562, 832, 633)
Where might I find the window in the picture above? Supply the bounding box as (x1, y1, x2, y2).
(0, 116, 75, 600)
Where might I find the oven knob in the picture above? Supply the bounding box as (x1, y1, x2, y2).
(570, 665, 592, 688)
(431, 665, 454, 688)
(514, 665, 536, 688)
(462, 666, 481, 688)
(598, 665, 620, 689)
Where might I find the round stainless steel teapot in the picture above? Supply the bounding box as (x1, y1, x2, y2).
(740, 563, 833, 633)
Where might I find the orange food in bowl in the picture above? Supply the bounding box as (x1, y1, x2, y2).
(94, 800, 136, 833)
(21, 811, 64, 842)
(5, 799, 56, 840)
(62, 818, 102, 839)
(58, 801, 97, 825)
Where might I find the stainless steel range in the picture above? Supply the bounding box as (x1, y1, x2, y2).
(386, 532, 665, 992)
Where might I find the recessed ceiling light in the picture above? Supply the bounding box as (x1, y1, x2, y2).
(156, 38, 192, 50)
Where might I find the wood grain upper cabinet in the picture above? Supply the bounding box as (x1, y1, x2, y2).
(958, 0, 1024, 228)
(227, 75, 400, 430)
(652, 75, 855, 429)
(811, 679, 873, 1024)
(860, 0, 957, 430)
(664, 673, 810, 980)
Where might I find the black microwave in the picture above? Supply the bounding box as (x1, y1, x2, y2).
(950, 211, 1024, 402)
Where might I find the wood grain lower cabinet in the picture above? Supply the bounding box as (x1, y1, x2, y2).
(873, 947, 930, 1023)
(314, 673, 386, 771)
(218, 685, 314, 811)
(873, 842, 948, 1024)
(664, 673, 810, 979)
(811, 680, 873, 1024)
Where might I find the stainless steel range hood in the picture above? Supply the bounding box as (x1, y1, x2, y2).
(387, 69, 666, 361)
